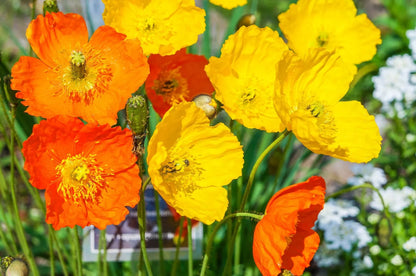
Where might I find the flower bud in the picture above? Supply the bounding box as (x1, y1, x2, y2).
(1, 257, 29, 276)
(43, 0, 59, 15)
(236, 14, 256, 30)
(126, 95, 149, 156)
(192, 94, 217, 119)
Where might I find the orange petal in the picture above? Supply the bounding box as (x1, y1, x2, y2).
(253, 176, 326, 275)
(27, 12, 88, 67)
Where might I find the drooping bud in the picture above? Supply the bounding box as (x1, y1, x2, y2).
(1, 257, 29, 276)
(236, 14, 256, 30)
(193, 94, 217, 119)
(376, 217, 391, 248)
(43, 0, 59, 15)
(126, 95, 149, 157)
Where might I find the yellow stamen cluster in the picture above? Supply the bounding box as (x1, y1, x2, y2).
(56, 153, 112, 204)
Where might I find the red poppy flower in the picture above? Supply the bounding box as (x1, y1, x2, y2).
(11, 12, 149, 125)
(253, 176, 326, 276)
(145, 48, 214, 117)
(22, 116, 141, 230)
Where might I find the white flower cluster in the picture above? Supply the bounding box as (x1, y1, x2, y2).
(318, 199, 371, 252)
(403, 236, 416, 251)
(370, 186, 416, 213)
(372, 27, 416, 118)
(348, 163, 387, 188)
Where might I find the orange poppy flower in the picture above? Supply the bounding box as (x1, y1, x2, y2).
(145, 48, 214, 117)
(22, 116, 141, 230)
(253, 176, 326, 276)
(11, 12, 149, 125)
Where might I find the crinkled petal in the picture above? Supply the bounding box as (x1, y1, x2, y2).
(27, 12, 88, 67)
(278, 0, 381, 64)
(253, 176, 325, 276)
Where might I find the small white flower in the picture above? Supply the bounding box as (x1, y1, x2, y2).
(348, 164, 387, 189)
(318, 199, 360, 230)
(412, 265, 416, 275)
(403, 237, 416, 251)
(370, 245, 381, 255)
(324, 220, 371, 251)
(370, 186, 416, 213)
(396, 211, 405, 219)
(390, 254, 403, 266)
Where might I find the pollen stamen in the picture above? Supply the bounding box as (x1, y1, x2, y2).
(56, 154, 112, 204)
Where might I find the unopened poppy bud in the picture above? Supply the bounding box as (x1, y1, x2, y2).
(193, 94, 217, 119)
(376, 217, 391, 247)
(43, 0, 59, 14)
(1, 257, 29, 276)
(126, 95, 148, 156)
(236, 14, 256, 30)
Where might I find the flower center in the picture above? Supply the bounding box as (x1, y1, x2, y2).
(306, 101, 336, 140)
(153, 68, 189, 104)
(241, 88, 256, 104)
(58, 46, 113, 105)
(159, 150, 203, 195)
(316, 32, 329, 47)
(70, 50, 87, 79)
(56, 154, 112, 204)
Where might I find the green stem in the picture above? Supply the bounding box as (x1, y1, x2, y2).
(200, 212, 263, 276)
(99, 229, 108, 276)
(8, 106, 40, 276)
(72, 226, 82, 276)
(222, 130, 289, 275)
(49, 226, 69, 276)
(187, 218, 193, 276)
(202, 1, 211, 58)
(138, 184, 153, 276)
(154, 190, 165, 276)
(171, 217, 185, 276)
(239, 130, 290, 211)
(49, 229, 55, 276)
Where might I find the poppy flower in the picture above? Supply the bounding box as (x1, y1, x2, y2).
(22, 116, 141, 230)
(147, 102, 243, 224)
(102, 0, 205, 56)
(11, 12, 149, 125)
(274, 49, 382, 163)
(253, 176, 326, 276)
(145, 48, 214, 117)
(205, 25, 289, 132)
(278, 0, 381, 65)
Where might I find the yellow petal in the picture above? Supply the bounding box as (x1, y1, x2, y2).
(275, 49, 356, 126)
(147, 102, 244, 224)
(206, 25, 288, 132)
(278, 0, 381, 64)
(293, 101, 381, 163)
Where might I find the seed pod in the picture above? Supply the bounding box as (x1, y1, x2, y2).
(126, 95, 149, 157)
(43, 0, 59, 15)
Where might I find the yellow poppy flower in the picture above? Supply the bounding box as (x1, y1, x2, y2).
(209, 0, 247, 9)
(274, 49, 381, 163)
(278, 0, 381, 65)
(205, 25, 288, 132)
(147, 102, 244, 224)
(102, 0, 205, 56)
